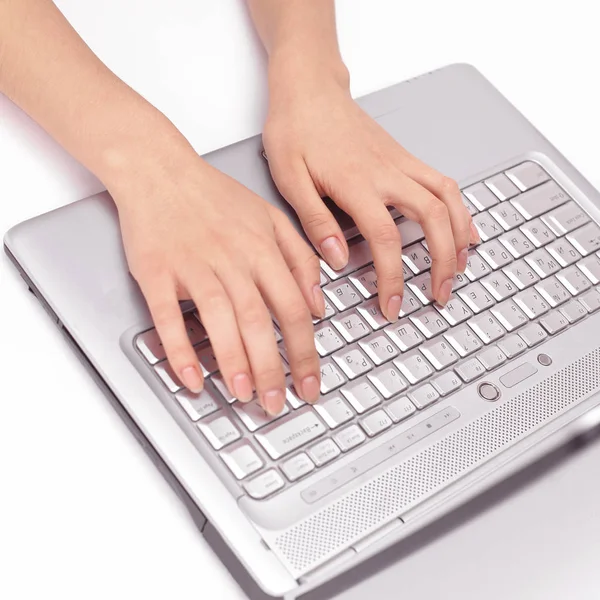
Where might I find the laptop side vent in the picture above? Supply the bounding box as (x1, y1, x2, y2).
(273, 348, 600, 576)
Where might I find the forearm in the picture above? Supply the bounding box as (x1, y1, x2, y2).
(0, 0, 176, 192)
(246, 0, 349, 93)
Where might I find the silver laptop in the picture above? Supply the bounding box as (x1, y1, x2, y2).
(6, 63, 600, 599)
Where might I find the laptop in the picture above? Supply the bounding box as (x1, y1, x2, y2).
(6, 63, 600, 599)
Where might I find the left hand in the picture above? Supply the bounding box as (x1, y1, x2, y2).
(263, 67, 478, 319)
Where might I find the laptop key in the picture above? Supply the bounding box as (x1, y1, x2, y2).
(525, 248, 562, 279)
(497, 334, 527, 359)
(542, 201, 590, 235)
(198, 415, 241, 450)
(410, 307, 449, 338)
(385, 397, 417, 422)
(360, 410, 393, 437)
(333, 425, 366, 452)
(308, 439, 341, 466)
(324, 279, 362, 310)
(444, 324, 485, 357)
(195, 344, 218, 377)
(154, 360, 183, 392)
(234, 401, 289, 432)
(255, 409, 326, 459)
(578, 289, 600, 313)
(514, 289, 550, 319)
(359, 332, 400, 365)
(477, 345, 507, 370)
(136, 329, 166, 364)
(420, 338, 459, 370)
(556, 266, 592, 296)
(409, 383, 440, 409)
(458, 282, 496, 313)
(221, 443, 263, 480)
(534, 276, 571, 307)
(577, 254, 600, 284)
(331, 310, 370, 343)
(314, 323, 345, 356)
(393, 351, 435, 383)
(546, 238, 581, 267)
(464, 250, 493, 281)
(341, 379, 382, 413)
(281, 453, 315, 482)
(176, 389, 220, 421)
(566, 222, 600, 256)
(319, 360, 346, 394)
(454, 357, 486, 382)
(503, 259, 540, 290)
(505, 162, 550, 191)
(510, 181, 569, 219)
(499, 230, 534, 258)
(333, 347, 373, 379)
(489, 203, 525, 230)
(520, 218, 556, 248)
(314, 394, 355, 429)
(431, 371, 462, 396)
(480, 272, 517, 301)
(491, 299, 529, 332)
(559, 299, 587, 323)
(539, 310, 569, 335)
(435, 295, 473, 325)
(477, 240, 513, 269)
(349, 266, 378, 298)
(367, 364, 408, 398)
(403, 243, 432, 274)
(472, 211, 503, 241)
(356, 298, 389, 330)
(518, 323, 548, 347)
(384, 320, 424, 351)
(468, 313, 505, 344)
(463, 183, 500, 210)
(244, 469, 285, 499)
(485, 173, 520, 201)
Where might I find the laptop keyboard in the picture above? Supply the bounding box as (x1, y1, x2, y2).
(135, 161, 600, 501)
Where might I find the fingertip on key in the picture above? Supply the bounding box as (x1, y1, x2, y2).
(437, 278, 453, 307)
(300, 375, 321, 404)
(386, 295, 403, 323)
(320, 236, 348, 271)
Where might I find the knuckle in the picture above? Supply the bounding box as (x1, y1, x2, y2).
(439, 176, 460, 198)
(240, 302, 270, 330)
(425, 198, 449, 222)
(370, 221, 401, 246)
(280, 301, 312, 329)
(302, 210, 334, 233)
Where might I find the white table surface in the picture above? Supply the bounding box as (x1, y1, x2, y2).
(1, 1, 600, 598)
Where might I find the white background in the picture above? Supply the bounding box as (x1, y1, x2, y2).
(1, 1, 600, 599)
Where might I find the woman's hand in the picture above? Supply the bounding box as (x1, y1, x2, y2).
(263, 66, 478, 320)
(108, 128, 323, 416)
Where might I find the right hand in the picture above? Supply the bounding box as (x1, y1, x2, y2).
(105, 127, 324, 416)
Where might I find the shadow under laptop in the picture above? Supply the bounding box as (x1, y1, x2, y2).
(204, 424, 600, 600)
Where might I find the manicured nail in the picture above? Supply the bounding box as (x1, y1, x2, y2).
(313, 284, 326, 319)
(300, 375, 320, 404)
(263, 389, 286, 416)
(232, 373, 253, 402)
(386, 295, 403, 322)
(320, 236, 348, 271)
(438, 278, 453, 307)
(457, 248, 468, 273)
(181, 365, 203, 393)
(469, 221, 481, 245)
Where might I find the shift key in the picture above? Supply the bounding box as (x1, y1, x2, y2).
(256, 409, 327, 459)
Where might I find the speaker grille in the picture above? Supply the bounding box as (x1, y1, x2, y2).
(274, 348, 600, 575)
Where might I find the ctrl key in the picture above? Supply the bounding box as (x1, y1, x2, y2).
(244, 470, 285, 500)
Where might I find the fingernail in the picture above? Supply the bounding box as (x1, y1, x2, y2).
(386, 295, 403, 322)
(469, 221, 481, 245)
(313, 284, 326, 319)
(263, 389, 286, 416)
(181, 365, 203, 393)
(232, 373, 253, 402)
(457, 248, 468, 273)
(320, 237, 348, 271)
(300, 375, 320, 403)
(438, 278, 453, 307)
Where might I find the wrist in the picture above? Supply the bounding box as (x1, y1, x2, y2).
(268, 41, 350, 99)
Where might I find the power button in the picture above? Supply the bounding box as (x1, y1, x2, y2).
(478, 382, 500, 402)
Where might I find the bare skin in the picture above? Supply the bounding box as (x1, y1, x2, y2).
(0, 0, 475, 416)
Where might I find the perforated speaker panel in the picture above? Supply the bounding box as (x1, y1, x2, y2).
(274, 348, 600, 576)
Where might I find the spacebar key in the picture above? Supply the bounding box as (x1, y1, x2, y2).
(301, 407, 461, 504)
(256, 409, 327, 459)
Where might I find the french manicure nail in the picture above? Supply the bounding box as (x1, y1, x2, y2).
(301, 375, 320, 404)
(232, 373, 253, 402)
(469, 221, 481, 245)
(320, 237, 348, 271)
(386, 295, 403, 322)
(263, 389, 285, 416)
(181, 365, 203, 393)
(438, 278, 453, 307)
(457, 248, 468, 273)
(313, 284, 326, 319)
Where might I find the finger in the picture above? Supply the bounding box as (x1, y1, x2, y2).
(344, 194, 405, 322)
(399, 158, 472, 271)
(217, 269, 286, 416)
(138, 274, 204, 393)
(183, 265, 254, 402)
(386, 172, 457, 305)
(255, 253, 321, 404)
(268, 155, 349, 271)
(270, 207, 325, 319)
